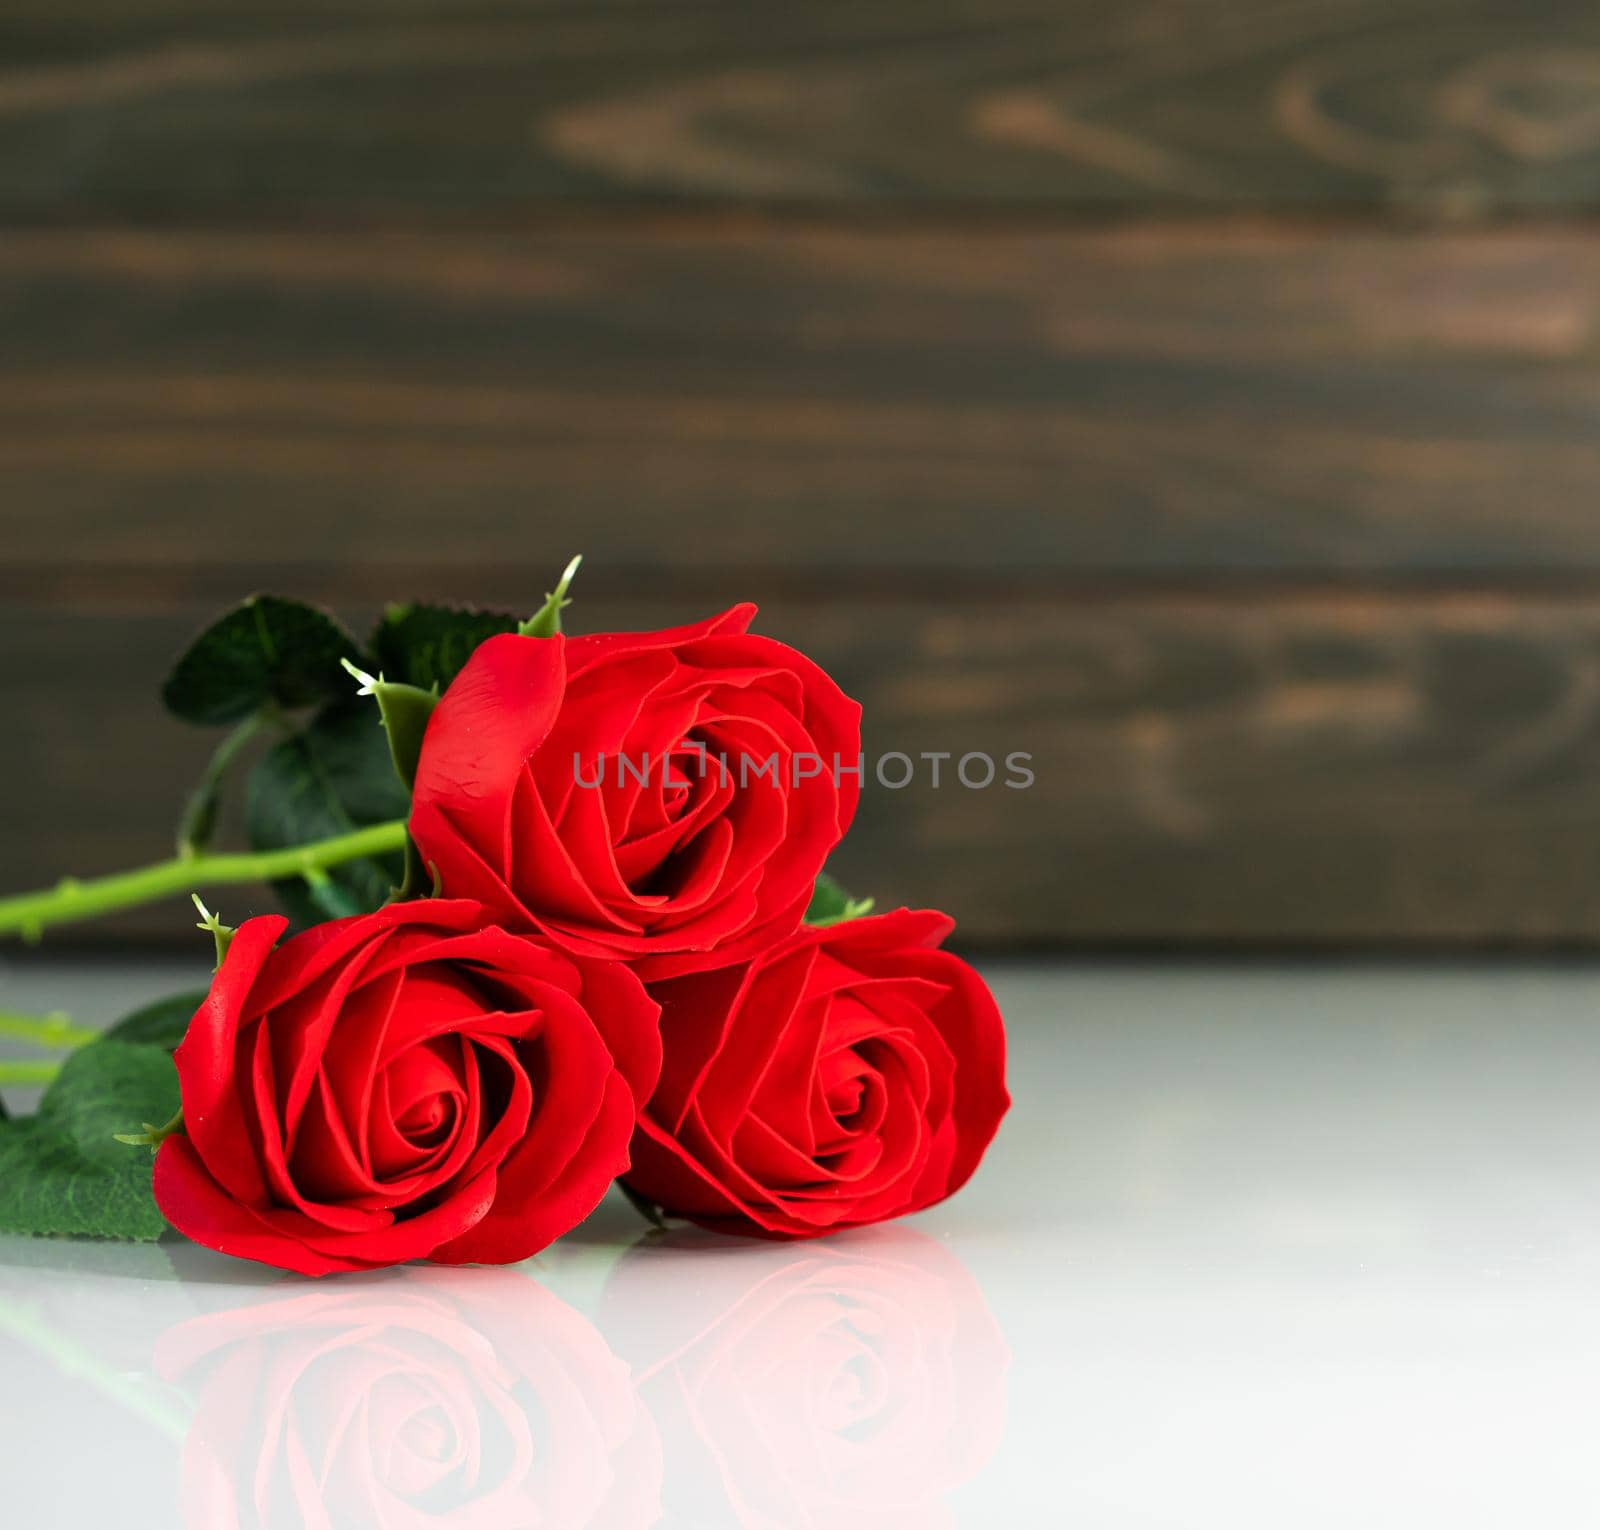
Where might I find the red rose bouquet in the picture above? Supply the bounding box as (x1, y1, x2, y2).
(0, 559, 1009, 1272)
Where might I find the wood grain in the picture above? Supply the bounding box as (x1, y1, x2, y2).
(6, 0, 1600, 958)
(5, 223, 1600, 583)
(13, 590, 1600, 948)
(1, 2, 1598, 213)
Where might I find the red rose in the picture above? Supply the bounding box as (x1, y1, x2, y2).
(152, 900, 661, 1275)
(409, 606, 861, 978)
(621, 909, 1009, 1237)
(600, 1227, 1007, 1528)
(157, 1269, 661, 1529)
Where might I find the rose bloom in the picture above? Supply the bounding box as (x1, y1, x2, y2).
(409, 606, 861, 979)
(601, 1227, 1006, 1529)
(158, 1269, 661, 1530)
(622, 909, 1009, 1237)
(152, 900, 660, 1275)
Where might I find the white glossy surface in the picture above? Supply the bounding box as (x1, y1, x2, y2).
(4, 959, 1600, 1526)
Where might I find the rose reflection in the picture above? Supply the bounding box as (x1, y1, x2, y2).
(600, 1226, 1009, 1529)
(151, 1227, 1005, 1530)
(154, 1268, 661, 1530)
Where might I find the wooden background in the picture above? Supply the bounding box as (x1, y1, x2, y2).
(7, 1, 1600, 947)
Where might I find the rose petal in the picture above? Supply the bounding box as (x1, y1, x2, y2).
(433, 1071, 635, 1265)
(173, 913, 286, 1207)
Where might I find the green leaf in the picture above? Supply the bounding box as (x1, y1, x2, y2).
(0, 1123, 166, 1241)
(100, 991, 207, 1052)
(163, 595, 364, 726)
(174, 707, 278, 857)
(38, 1044, 179, 1169)
(370, 603, 518, 692)
(297, 873, 374, 922)
(246, 699, 410, 925)
(805, 872, 876, 927)
(0, 1042, 178, 1241)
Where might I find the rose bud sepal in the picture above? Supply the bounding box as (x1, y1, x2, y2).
(339, 658, 436, 790)
(517, 554, 583, 638)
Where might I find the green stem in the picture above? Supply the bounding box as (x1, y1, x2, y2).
(0, 1011, 97, 1050)
(0, 1298, 188, 1445)
(175, 705, 280, 858)
(0, 1060, 62, 1086)
(0, 819, 411, 943)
